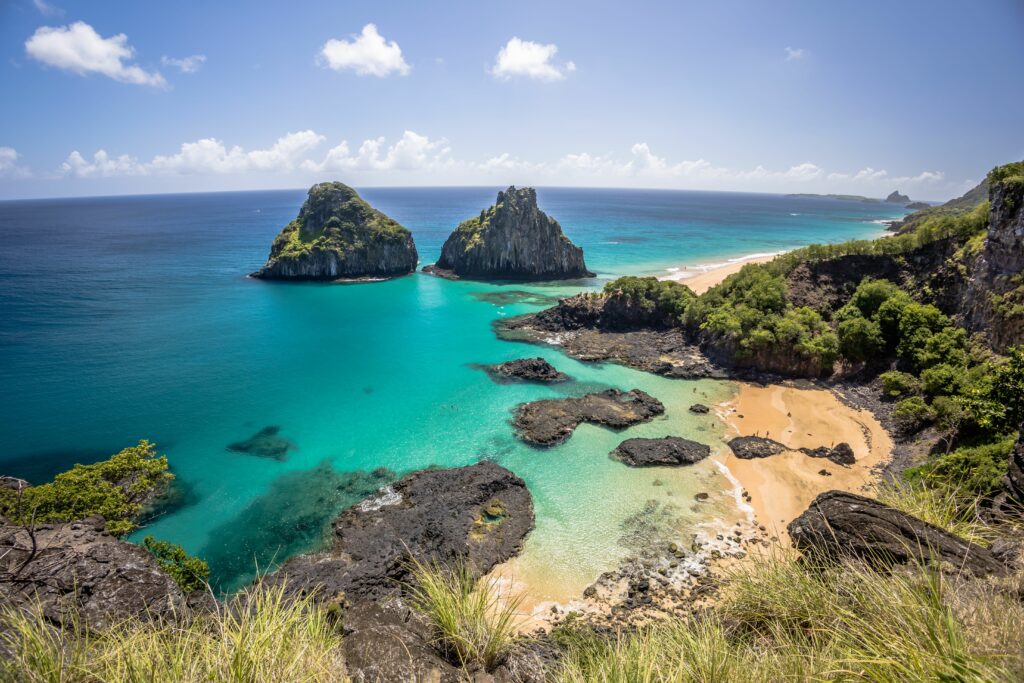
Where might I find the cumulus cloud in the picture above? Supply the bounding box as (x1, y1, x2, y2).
(0, 147, 32, 178)
(25, 21, 166, 87)
(318, 24, 409, 77)
(784, 46, 805, 61)
(303, 131, 451, 172)
(161, 54, 206, 74)
(491, 37, 575, 81)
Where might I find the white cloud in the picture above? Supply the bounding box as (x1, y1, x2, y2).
(61, 150, 145, 178)
(318, 24, 409, 77)
(304, 131, 451, 172)
(491, 37, 575, 81)
(25, 21, 166, 87)
(784, 47, 805, 61)
(161, 54, 206, 74)
(0, 147, 32, 178)
(32, 0, 63, 17)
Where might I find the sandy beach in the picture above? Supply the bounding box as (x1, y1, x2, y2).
(717, 383, 892, 540)
(659, 253, 782, 293)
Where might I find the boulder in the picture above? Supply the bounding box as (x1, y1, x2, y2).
(799, 442, 856, 466)
(727, 436, 788, 459)
(0, 516, 188, 629)
(513, 389, 665, 447)
(610, 437, 711, 467)
(265, 462, 533, 601)
(689, 404, 710, 414)
(424, 186, 593, 281)
(788, 490, 1007, 577)
(253, 182, 417, 281)
(488, 358, 569, 383)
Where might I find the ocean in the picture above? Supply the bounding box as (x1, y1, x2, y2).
(0, 187, 907, 596)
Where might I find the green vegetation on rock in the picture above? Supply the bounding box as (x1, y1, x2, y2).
(142, 536, 211, 593)
(0, 440, 172, 536)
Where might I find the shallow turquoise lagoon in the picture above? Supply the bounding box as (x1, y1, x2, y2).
(0, 187, 908, 593)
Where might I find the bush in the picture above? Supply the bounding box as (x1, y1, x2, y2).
(991, 347, 1024, 430)
(142, 536, 210, 593)
(0, 440, 171, 536)
(880, 371, 921, 398)
(892, 396, 937, 432)
(849, 277, 903, 318)
(896, 303, 955, 371)
(920, 363, 964, 396)
(837, 316, 884, 362)
(406, 558, 524, 672)
(603, 276, 695, 324)
(906, 436, 1017, 499)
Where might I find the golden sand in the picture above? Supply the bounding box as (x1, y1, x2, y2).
(659, 254, 779, 293)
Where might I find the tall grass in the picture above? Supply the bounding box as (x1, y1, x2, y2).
(0, 584, 344, 683)
(876, 479, 993, 546)
(405, 557, 525, 672)
(555, 553, 1024, 682)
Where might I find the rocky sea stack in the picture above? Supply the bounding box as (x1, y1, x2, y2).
(424, 186, 593, 281)
(253, 182, 417, 281)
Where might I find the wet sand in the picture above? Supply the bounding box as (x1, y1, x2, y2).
(717, 383, 892, 540)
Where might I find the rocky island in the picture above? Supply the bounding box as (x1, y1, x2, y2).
(252, 182, 418, 281)
(423, 186, 593, 281)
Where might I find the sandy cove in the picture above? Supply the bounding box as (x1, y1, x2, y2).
(658, 253, 781, 293)
(717, 382, 892, 540)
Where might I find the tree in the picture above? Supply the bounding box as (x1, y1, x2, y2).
(837, 317, 884, 362)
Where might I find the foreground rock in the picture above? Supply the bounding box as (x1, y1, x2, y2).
(424, 186, 593, 281)
(514, 389, 665, 446)
(727, 436, 788, 459)
(611, 437, 711, 467)
(487, 357, 569, 383)
(266, 461, 533, 601)
(0, 516, 188, 629)
(788, 491, 1007, 577)
(253, 182, 417, 281)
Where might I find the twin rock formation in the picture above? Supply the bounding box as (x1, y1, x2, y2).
(254, 183, 591, 282)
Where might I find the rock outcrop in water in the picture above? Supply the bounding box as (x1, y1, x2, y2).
(788, 491, 1007, 577)
(513, 389, 665, 446)
(265, 461, 533, 601)
(486, 357, 569, 383)
(424, 186, 593, 281)
(611, 437, 711, 467)
(885, 190, 911, 204)
(253, 182, 417, 281)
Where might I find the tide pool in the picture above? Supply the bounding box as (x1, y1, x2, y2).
(0, 187, 907, 593)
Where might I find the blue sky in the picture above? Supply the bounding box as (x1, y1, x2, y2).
(1, 0, 1022, 199)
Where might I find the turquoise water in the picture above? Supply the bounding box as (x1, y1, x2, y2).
(0, 187, 908, 594)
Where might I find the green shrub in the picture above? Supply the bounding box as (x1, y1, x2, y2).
(603, 276, 695, 324)
(0, 440, 171, 536)
(142, 536, 210, 593)
(906, 436, 1017, 499)
(837, 316, 884, 362)
(892, 396, 937, 432)
(849, 277, 903, 318)
(880, 370, 921, 398)
(991, 347, 1024, 430)
(920, 363, 964, 396)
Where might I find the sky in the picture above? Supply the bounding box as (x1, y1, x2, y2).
(1, 0, 1023, 200)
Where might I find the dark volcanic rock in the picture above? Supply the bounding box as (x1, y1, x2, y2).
(253, 182, 417, 281)
(788, 491, 1007, 577)
(0, 516, 187, 629)
(226, 425, 294, 461)
(0, 476, 29, 491)
(885, 190, 911, 204)
(799, 442, 856, 466)
(727, 436, 788, 459)
(513, 389, 665, 446)
(488, 357, 569, 383)
(611, 437, 711, 467)
(425, 186, 593, 281)
(689, 403, 710, 414)
(265, 461, 533, 601)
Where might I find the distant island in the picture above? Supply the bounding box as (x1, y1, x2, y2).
(787, 190, 932, 210)
(424, 186, 593, 281)
(253, 182, 418, 281)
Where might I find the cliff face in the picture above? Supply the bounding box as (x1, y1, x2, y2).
(253, 182, 418, 281)
(960, 174, 1024, 352)
(426, 186, 593, 281)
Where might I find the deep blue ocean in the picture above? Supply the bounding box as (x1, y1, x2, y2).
(0, 187, 907, 596)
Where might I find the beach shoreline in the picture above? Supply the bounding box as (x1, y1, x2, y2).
(657, 252, 783, 293)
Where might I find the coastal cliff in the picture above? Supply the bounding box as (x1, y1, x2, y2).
(424, 186, 593, 281)
(253, 182, 418, 281)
